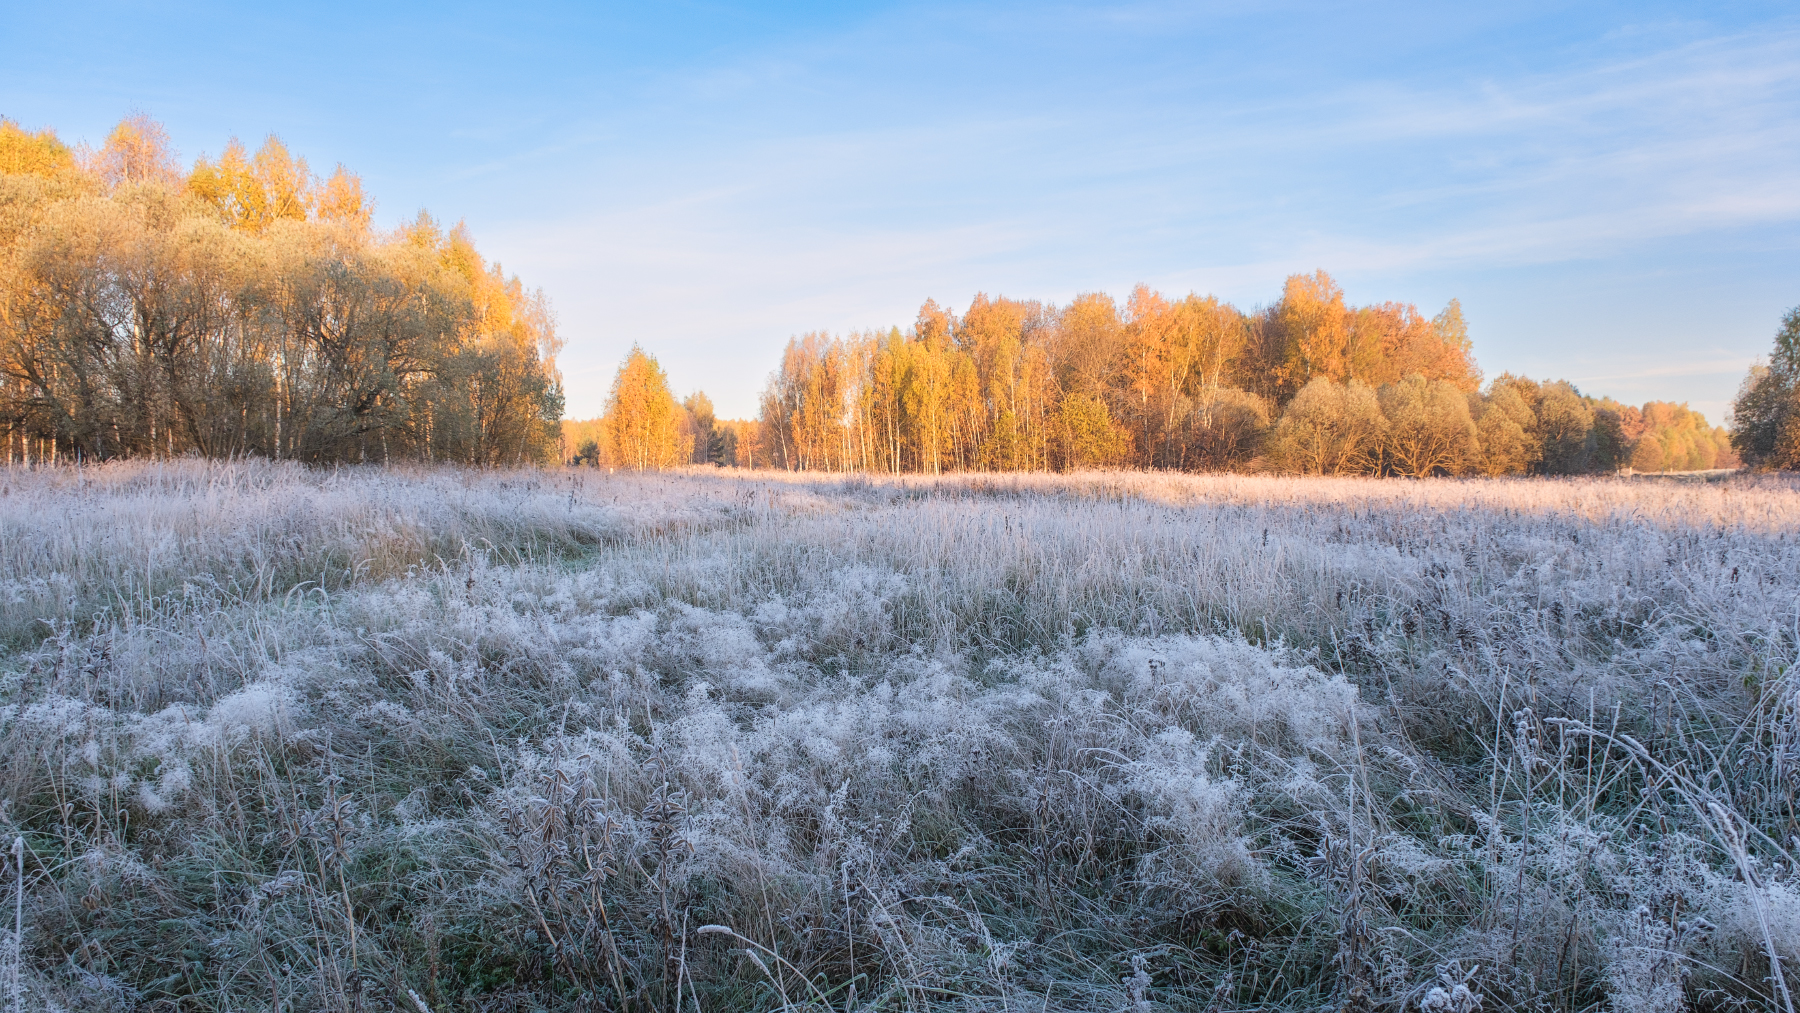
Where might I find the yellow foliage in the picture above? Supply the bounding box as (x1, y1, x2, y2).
(562, 417, 610, 467)
(94, 114, 181, 189)
(605, 346, 689, 470)
(1056, 391, 1129, 468)
(1, 117, 562, 467)
(0, 120, 76, 179)
(1270, 270, 1351, 399)
(316, 165, 371, 228)
(188, 135, 319, 232)
(1627, 401, 1737, 472)
(757, 281, 1485, 476)
(251, 135, 312, 223)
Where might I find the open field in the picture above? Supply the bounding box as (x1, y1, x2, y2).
(1, 462, 1798, 1012)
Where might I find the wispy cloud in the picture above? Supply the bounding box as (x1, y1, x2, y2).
(472, 7, 1800, 416)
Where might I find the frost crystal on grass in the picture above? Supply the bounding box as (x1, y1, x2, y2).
(0, 463, 1795, 1011)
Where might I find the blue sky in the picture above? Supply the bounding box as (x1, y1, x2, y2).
(5, 1, 1797, 423)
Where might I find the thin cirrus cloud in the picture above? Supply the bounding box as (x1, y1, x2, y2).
(504, 12, 1799, 420)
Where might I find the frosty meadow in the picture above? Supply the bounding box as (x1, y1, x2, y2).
(1, 461, 1798, 1012)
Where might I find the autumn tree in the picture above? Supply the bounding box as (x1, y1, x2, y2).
(1731, 307, 1800, 470)
(1379, 374, 1478, 476)
(92, 113, 182, 190)
(1272, 377, 1386, 475)
(761, 332, 853, 471)
(901, 306, 955, 474)
(0, 120, 78, 179)
(605, 346, 687, 470)
(1054, 293, 1124, 399)
(188, 135, 318, 232)
(316, 165, 372, 228)
(685, 390, 735, 465)
(1186, 388, 1270, 471)
(1352, 299, 1479, 391)
(1472, 378, 1539, 476)
(1119, 285, 1174, 457)
(1056, 392, 1127, 469)
(1536, 381, 1595, 475)
(1266, 271, 1351, 401)
(1119, 288, 1254, 468)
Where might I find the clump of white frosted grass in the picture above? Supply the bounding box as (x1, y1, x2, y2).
(0, 459, 748, 648)
(0, 463, 1798, 1010)
(1601, 905, 1691, 1013)
(203, 679, 297, 740)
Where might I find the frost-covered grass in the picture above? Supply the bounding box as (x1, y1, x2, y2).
(1, 461, 1798, 1012)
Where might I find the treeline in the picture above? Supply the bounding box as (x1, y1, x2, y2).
(0, 116, 564, 466)
(592, 274, 1724, 476)
(574, 275, 1734, 477)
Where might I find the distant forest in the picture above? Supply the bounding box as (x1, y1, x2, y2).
(0, 116, 1758, 478)
(0, 116, 564, 466)
(577, 278, 1741, 478)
